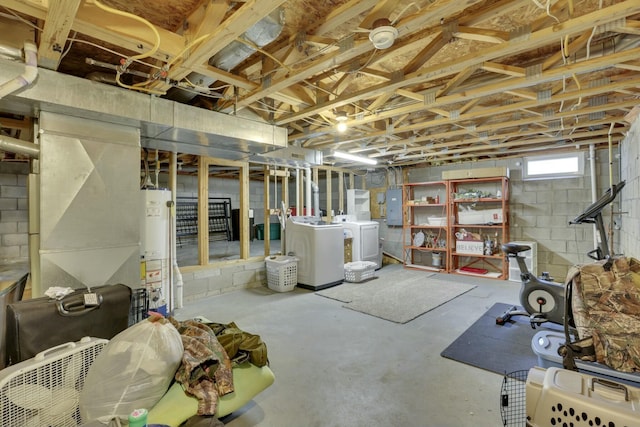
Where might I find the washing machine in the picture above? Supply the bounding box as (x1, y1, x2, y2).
(285, 217, 344, 291)
(340, 219, 380, 268)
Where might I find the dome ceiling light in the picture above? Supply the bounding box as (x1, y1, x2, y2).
(368, 18, 398, 50)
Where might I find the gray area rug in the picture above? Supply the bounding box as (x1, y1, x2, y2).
(317, 274, 476, 324)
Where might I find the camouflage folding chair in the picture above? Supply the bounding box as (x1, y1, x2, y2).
(560, 257, 640, 373)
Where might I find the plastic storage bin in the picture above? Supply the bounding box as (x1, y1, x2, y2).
(344, 261, 377, 283)
(531, 330, 640, 387)
(265, 255, 298, 292)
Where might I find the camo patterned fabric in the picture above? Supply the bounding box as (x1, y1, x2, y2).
(567, 257, 640, 372)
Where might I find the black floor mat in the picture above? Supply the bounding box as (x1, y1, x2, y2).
(440, 302, 563, 375)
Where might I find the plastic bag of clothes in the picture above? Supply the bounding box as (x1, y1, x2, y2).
(79, 313, 184, 424)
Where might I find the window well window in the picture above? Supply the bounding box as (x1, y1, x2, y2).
(523, 152, 584, 180)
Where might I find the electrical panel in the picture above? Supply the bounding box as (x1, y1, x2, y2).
(386, 188, 403, 226)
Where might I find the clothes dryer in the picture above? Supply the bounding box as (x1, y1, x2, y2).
(340, 220, 380, 268)
(284, 217, 344, 291)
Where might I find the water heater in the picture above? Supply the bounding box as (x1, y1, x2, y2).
(140, 189, 172, 315)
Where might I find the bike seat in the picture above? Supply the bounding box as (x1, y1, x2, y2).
(501, 243, 531, 255)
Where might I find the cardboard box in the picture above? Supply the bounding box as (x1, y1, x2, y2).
(442, 167, 509, 180)
(456, 240, 484, 255)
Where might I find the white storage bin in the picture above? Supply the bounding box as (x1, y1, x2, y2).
(265, 255, 298, 292)
(458, 209, 503, 224)
(427, 216, 447, 226)
(344, 261, 377, 283)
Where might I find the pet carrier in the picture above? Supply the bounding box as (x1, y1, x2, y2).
(526, 367, 640, 427)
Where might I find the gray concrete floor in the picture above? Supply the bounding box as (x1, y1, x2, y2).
(174, 263, 522, 427)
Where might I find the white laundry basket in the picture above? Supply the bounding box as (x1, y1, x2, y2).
(265, 255, 298, 292)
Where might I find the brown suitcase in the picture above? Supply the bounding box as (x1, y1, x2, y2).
(5, 283, 132, 366)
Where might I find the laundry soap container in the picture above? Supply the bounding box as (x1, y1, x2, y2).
(265, 255, 298, 292)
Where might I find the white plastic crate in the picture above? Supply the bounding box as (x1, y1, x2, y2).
(265, 255, 298, 292)
(344, 261, 377, 283)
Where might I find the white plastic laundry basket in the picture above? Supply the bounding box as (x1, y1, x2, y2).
(265, 255, 298, 292)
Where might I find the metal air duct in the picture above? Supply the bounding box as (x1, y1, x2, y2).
(167, 8, 284, 104)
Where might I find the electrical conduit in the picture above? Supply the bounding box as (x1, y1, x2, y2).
(0, 41, 38, 100)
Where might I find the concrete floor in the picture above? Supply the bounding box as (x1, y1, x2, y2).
(174, 263, 522, 427)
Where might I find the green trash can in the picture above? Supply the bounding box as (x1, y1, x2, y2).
(269, 223, 281, 240)
(255, 223, 280, 240)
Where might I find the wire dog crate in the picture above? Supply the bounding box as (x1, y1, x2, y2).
(500, 370, 528, 427)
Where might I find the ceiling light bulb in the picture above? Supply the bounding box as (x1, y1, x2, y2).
(336, 121, 347, 132)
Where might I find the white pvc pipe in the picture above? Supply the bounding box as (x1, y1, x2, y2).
(296, 168, 301, 216)
(0, 134, 39, 158)
(589, 144, 598, 250)
(0, 41, 38, 99)
(305, 167, 312, 216)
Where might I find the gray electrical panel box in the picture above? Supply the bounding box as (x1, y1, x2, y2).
(386, 188, 403, 226)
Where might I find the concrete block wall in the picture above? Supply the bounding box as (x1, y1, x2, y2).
(180, 259, 267, 303)
(0, 162, 29, 262)
(368, 151, 619, 281)
(619, 117, 640, 258)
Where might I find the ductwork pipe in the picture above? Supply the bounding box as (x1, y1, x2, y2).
(0, 44, 22, 60)
(0, 134, 39, 158)
(0, 41, 37, 99)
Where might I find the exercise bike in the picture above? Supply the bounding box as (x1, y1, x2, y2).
(497, 180, 625, 328)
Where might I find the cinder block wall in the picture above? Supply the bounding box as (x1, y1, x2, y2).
(368, 149, 620, 281)
(619, 117, 640, 257)
(0, 162, 29, 262)
(179, 259, 267, 303)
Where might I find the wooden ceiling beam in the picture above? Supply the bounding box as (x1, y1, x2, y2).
(482, 62, 525, 77)
(221, 0, 485, 112)
(454, 26, 510, 44)
(1, 0, 184, 60)
(375, 126, 618, 158)
(618, 20, 640, 36)
(306, 82, 640, 150)
(277, 2, 640, 126)
(185, 0, 227, 40)
(313, 0, 378, 36)
(37, 0, 81, 70)
(402, 32, 449, 75)
(335, 45, 640, 129)
(458, 0, 530, 26)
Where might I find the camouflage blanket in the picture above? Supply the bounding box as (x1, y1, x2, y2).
(566, 257, 640, 372)
(169, 318, 234, 416)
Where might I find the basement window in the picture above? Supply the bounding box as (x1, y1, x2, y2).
(523, 152, 584, 180)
